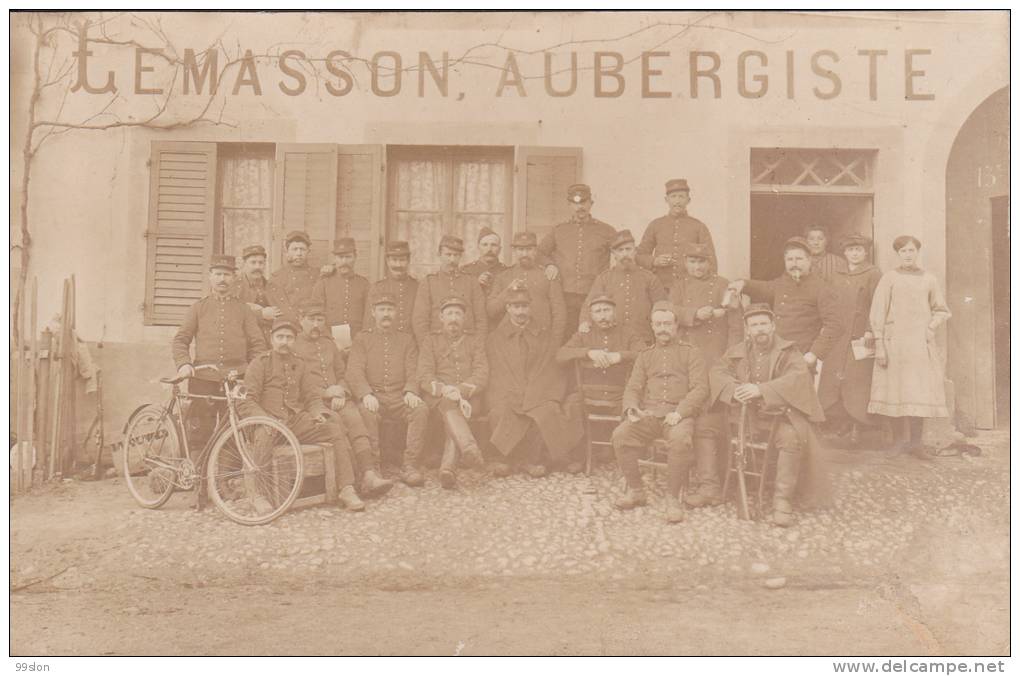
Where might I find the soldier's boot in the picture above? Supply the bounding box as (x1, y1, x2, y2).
(685, 437, 723, 508)
(338, 485, 365, 512)
(401, 465, 425, 488)
(614, 487, 647, 511)
(439, 438, 458, 490)
(443, 410, 483, 468)
(665, 493, 686, 523)
(489, 461, 512, 478)
(360, 468, 393, 499)
(771, 450, 801, 528)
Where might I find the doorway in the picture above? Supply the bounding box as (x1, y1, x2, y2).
(991, 195, 1009, 426)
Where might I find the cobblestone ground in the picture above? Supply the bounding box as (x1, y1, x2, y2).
(10, 430, 1011, 655)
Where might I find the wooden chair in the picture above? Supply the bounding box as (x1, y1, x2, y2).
(722, 403, 782, 520)
(574, 362, 627, 475)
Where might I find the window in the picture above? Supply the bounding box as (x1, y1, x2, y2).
(387, 146, 513, 278)
(217, 143, 275, 259)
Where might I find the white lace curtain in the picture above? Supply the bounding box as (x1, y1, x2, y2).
(219, 151, 274, 261)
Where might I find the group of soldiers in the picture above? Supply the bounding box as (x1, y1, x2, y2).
(172, 179, 843, 526)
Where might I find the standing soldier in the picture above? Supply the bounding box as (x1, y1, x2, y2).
(293, 300, 393, 498)
(231, 244, 280, 342)
(460, 227, 508, 296)
(364, 240, 418, 334)
(268, 230, 319, 324)
(412, 235, 488, 343)
(581, 229, 666, 345)
(347, 294, 429, 487)
(311, 237, 370, 336)
(610, 300, 708, 523)
(537, 184, 616, 337)
(239, 319, 367, 513)
(418, 296, 489, 489)
(636, 179, 717, 292)
(487, 231, 567, 343)
(669, 243, 743, 508)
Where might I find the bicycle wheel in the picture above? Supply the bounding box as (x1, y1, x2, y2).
(121, 404, 182, 509)
(206, 416, 304, 526)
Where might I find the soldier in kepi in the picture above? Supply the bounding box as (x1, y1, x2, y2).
(268, 230, 320, 324)
(172, 255, 267, 443)
(239, 319, 368, 513)
(412, 235, 488, 344)
(487, 231, 567, 343)
(417, 296, 489, 489)
(460, 226, 508, 297)
(292, 300, 393, 499)
(610, 300, 708, 523)
(347, 294, 429, 487)
(537, 184, 617, 339)
(364, 240, 417, 334)
(709, 304, 830, 527)
(231, 244, 280, 342)
(311, 237, 369, 337)
(637, 179, 717, 292)
(668, 242, 743, 508)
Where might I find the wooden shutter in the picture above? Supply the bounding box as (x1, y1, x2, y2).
(513, 146, 582, 243)
(337, 145, 384, 279)
(144, 141, 217, 326)
(272, 144, 338, 271)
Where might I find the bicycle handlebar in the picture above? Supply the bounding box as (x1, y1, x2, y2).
(159, 365, 240, 386)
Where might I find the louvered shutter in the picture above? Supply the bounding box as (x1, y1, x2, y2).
(272, 144, 338, 271)
(337, 144, 385, 280)
(513, 146, 583, 242)
(144, 141, 217, 326)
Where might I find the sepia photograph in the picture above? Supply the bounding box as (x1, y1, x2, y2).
(7, 8, 1011, 661)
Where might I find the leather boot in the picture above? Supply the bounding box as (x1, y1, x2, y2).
(772, 450, 801, 528)
(614, 487, 647, 510)
(686, 437, 723, 508)
(665, 494, 686, 523)
(401, 465, 424, 487)
(439, 438, 458, 489)
(361, 469, 393, 498)
(443, 410, 483, 468)
(338, 485, 365, 512)
(489, 461, 512, 478)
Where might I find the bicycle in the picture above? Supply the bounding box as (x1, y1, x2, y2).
(120, 365, 305, 526)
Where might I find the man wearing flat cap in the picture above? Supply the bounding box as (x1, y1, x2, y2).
(667, 241, 743, 507)
(487, 230, 567, 344)
(728, 236, 843, 373)
(708, 303, 830, 527)
(293, 299, 393, 498)
(231, 244, 280, 342)
(311, 237, 370, 337)
(364, 240, 418, 334)
(537, 184, 617, 338)
(268, 230, 320, 324)
(347, 293, 429, 487)
(412, 234, 488, 343)
(417, 295, 489, 489)
(486, 288, 584, 478)
(610, 300, 708, 524)
(581, 229, 666, 345)
(239, 319, 368, 513)
(637, 179, 718, 292)
(460, 227, 508, 296)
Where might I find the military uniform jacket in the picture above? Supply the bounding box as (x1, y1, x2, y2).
(636, 212, 717, 288)
(621, 339, 708, 418)
(556, 323, 646, 404)
(412, 270, 488, 342)
(363, 276, 418, 334)
(460, 258, 508, 294)
(669, 274, 743, 366)
(487, 264, 567, 342)
(238, 350, 328, 421)
(417, 332, 488, 403)
(346, 328, 419, 398)
(171, 294, 267, 382)
(582, 265, 666, 342)
(267, 264, 319, 324)
(537, 216, 616, 296)
(311, 272, 370, 334)
(230, 273, 273, 337)
(293, 333, 349, 396)
(743, 273, 843, 360)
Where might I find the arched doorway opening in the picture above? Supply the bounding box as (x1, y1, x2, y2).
(945, 86, 1009, 429)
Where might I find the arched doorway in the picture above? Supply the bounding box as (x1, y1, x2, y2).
(945, 86, 1009, 429)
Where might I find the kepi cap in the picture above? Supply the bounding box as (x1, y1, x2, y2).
(333, 237, 357, 255)
(684, 243, 712, 260)
(588, 294, 616, 308)
(209, 254, 236, 271)
(385, 240, 411, 257)
(285, 230, 311, 247)
(372, 293, 397, 308)
(298, 299, 326, 317)
(439, 234, 465, 253)
(440, 295, 467, 312)
(665, 178, 690, 194)
(505, 288, 532, 305)
(567, 184, 591, 203)
(477, 227, 500, 244)
(610, 229, 635, 250)
(651, 300, 678, 316)
(783, 236, 811, 255)
(511, 231, 538, 248)
(270, 319, 298, 335)
(241, 245, 267, 260)
(743, 303, 776, 321)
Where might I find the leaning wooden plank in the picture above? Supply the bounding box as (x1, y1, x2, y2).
(25, 278, 37, 488)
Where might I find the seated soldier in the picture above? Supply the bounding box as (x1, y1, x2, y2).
(709, 303, 828, 527)
(292, 300, 393, 498)
(239, 319, 366, 512)
(417, 295, 488, 489)
(347, 293, 429, 487)
(486, 288, 583, 478)
(610, 300, 708, 523)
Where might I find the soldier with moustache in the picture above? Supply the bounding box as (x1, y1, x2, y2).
(363, 240, 418, 334)
(412, 235, 488, 344)
(311, 237, 370, 336)
(487, 231, 567, 343)
(460, 227, 509, 298)
(230, 244, 280, 342)
(636, 179, 718, 292)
